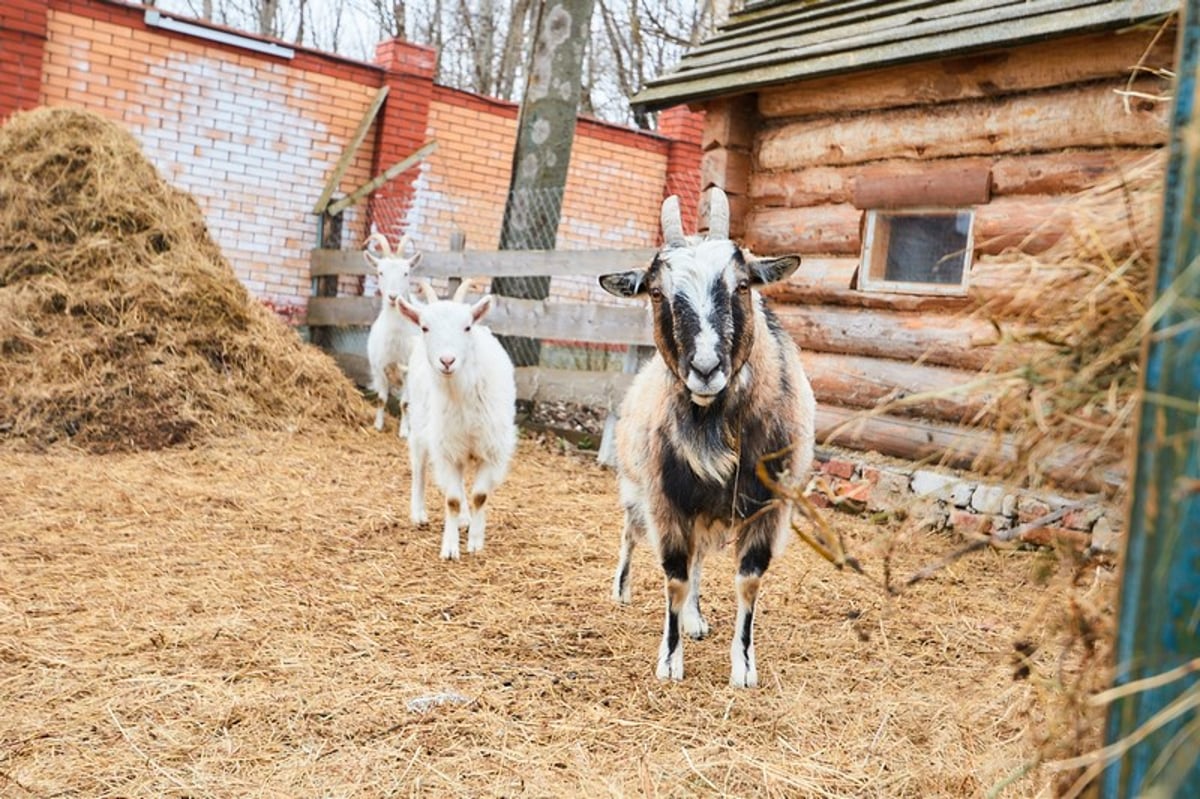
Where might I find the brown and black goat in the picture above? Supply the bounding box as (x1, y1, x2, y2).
(598, 187, 816, 687)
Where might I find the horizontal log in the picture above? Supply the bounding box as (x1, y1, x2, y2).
(814, 404, 1123, 493)
(307, 296, 379, 327)
(758, 28, 1174, 119)
(801, 350, 995, 425)
(745, 194, 1074, 256)
(851, 164, 992, 209)
(774, 303, 1041, 372)
(758, 81, 1168, 171)
(751, 150, 1156, 209)
(310, 247, 658, 279)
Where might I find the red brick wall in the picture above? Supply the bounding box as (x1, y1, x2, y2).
(1, 0, 703, 322)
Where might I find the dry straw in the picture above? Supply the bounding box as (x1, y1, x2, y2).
(0, 107, 368, 454)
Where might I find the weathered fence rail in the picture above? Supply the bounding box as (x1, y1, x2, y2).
(308, 247, 655, 410)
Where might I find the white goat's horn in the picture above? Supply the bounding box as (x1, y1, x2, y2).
(418, 279, 439, 302)
(660, 195, 685, 245)
(452, 278, 473, 303)
(365, 231, 392, 256)
(397, 234, 413, 257)
(708, 187, 730, 240)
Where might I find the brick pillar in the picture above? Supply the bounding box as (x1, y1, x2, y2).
(657, 105, 705, 237)
(370, 38, 437, 245)
(0, 0, 50, 121)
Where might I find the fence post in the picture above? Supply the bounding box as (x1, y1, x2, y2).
(310, 210, 342, 349)
(1100, 4, 1200, 795)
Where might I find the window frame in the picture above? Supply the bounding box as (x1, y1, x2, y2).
(858, 207, 976, 297)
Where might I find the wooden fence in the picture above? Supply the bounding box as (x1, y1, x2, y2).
(308, 247, 655, 413)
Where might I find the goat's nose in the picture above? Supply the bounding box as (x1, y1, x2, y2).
(440, 355, 456, 369)
(691, 354, 720, 381)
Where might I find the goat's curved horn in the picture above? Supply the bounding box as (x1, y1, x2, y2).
(660, 195, 685, 245)
(365, 232, 393, 256)
(708, 187, 730, 240)
(452, 278, 473, 303)
(397, 234, 413, 257)
(417, 278, 439, 302)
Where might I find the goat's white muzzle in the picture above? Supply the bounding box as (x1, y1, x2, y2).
(686, 371, 727, 406)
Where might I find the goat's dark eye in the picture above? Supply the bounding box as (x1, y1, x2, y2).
(464, 325, 471, 332)
(421, 325, 429, 333)
(736, 279, 750, 293)
(649, 287, 663, 300)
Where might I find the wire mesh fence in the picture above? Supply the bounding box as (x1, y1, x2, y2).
(335, 171, 701, 378)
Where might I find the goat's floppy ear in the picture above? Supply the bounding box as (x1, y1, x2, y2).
(395, 296, 422, 326)
(599, 270, 648, 298)
(470, 294, 493, 323)
(409, 252, 423, 270)
(363, 250, 381, 272)
(748, 255, 801, 285)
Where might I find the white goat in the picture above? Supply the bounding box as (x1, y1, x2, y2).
(395, 281, 517, 560)
(598, 187, 816, 687)
(364, 232, 421, 437)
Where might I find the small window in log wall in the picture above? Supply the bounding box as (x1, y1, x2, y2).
(859, 209, 974, 296)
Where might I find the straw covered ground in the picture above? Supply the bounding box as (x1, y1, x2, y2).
(0, 106, 1120, 797)
(0, 427, 1115, 798)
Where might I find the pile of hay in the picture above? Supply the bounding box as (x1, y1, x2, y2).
(967, 153, 1164, 494)
(0, 107, 367, 452)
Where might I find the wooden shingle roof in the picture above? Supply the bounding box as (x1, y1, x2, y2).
(633, 0, 1179, 111)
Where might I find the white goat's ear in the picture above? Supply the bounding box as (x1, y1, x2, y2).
(409, 252, 423, 269)
(748, 255, 801, 285)
(599, 270, 648, 298)
(470, 294, 493, 322)
(395, 296, 422, 326)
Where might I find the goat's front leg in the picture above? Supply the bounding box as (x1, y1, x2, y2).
(371, 369, 389, 432)
(465, 460, 504, 554)
(656, 532, 690, 681)
(729, 517, 783, 688)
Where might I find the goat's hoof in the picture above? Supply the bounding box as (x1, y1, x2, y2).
(655, 658, 684, 681)
(680, 607, 709, 640)
(466, 537, 484, 554)
(440, 547, 460, 561)
(612, 587, 632, 605)
(729, 665, 758, 689)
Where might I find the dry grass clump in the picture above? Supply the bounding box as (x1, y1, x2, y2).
(967, 152, 1165, 494)
(0, 107, 367, 453)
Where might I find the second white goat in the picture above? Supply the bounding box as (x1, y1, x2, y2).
(364, 232, 421, 437)
(396, 282, 517, 560)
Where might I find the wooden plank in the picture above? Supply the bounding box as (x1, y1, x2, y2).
(327, 140, 439, 217)
(750, 150, 1153, 208)
(801, 350, 995, 425)
(758, 27, 1173, 118)
(487, 296, 652, 347)
(851, 165, 992, 209)
(757, 81, 1169, 171)
(310, 247, 658, 279)
(815, 403, 1124, 493)
(515, 366, 634, 408)
(312, 86, 389, 214)
(773, 303, 1039, 372)
(307, 296, 379, 327)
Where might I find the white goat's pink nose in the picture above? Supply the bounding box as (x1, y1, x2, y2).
(440, 355, 456, 369)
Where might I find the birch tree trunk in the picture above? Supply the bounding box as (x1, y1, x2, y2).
(494, 0, 596, 367)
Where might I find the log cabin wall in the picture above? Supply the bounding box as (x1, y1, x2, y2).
(696, 24, 1176, 490)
